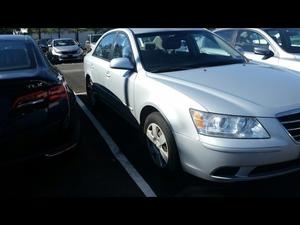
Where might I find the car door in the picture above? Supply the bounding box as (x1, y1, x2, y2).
(105, 32, 137, 113)
(235, 30, 279, 66)
(89, 32, 116, 93)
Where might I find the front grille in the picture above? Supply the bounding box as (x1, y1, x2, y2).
(278, 112, 300, 142)
(61, 50, 77, 54)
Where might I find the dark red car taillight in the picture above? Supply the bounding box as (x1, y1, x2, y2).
(12, 82, 68, 110)
(48, 82, 68, 102)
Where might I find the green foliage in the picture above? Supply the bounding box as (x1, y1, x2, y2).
(91, 28, 111, 34)
(0, 28, 14, 34)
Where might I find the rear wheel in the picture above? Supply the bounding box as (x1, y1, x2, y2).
(143, 112, 180, 172)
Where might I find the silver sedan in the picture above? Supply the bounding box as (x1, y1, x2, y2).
(84, 28, 300, 182)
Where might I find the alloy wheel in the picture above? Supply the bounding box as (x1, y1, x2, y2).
(146, 123, 168, 168)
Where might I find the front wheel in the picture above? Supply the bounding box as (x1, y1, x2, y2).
(143, 112, 180, 172)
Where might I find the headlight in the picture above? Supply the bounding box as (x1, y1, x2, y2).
(189, 109, 270, 139)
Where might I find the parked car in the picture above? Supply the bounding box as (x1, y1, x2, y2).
(47, 38, 84, 64)
(214, 28, 300, 73)
(37, 38, 51, 52)
(85, 34, 102, 52)
(84, 28, 300, 182)
(37, 38, 52, 53)
(0, 35, 80, 165)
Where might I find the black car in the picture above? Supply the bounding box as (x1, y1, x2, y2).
(0, 35, 80, 165)
(37, 38, 52, 53)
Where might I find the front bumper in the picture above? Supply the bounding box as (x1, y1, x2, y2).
(175, 117, 300, 182)
(53, 52, 83, 62)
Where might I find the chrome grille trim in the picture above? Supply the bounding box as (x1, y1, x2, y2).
(278, 111, 300, 143)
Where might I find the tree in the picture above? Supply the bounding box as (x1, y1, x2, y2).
(28, 28, 41, 39)
(0, 28, 14, 34)
(91, 28, 111, 34)
(70, 28, 89, 41)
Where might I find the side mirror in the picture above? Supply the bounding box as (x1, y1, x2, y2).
(110, 57, 135, 70)
(254, 47, 274, 59)
(48, 44, 52, 48)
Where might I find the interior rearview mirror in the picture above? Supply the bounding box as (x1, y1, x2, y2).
(110, 58, 134, 70)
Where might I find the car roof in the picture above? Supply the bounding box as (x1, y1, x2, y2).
(129, 28, 206, 35)
(0, 35, 32, 41)
(213, 28, 264, 32)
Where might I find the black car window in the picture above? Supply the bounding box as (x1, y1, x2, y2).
(112, 33, 134, 62)
(215, 30, 235, 44)
(235, 30, 269, 52)
(0, 40, 36, 71)
(93, 33, 116, 61)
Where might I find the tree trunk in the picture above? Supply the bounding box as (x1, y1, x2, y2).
(58, 28, 61, 38)
(38, 28, 41, 39)
(75, 28, 79, 42)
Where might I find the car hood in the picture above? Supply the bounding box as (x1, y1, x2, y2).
(54, 45, 79, 52)
(151, 63, 300, 117)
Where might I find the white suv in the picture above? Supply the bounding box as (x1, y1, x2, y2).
(214, 28, 300, 73)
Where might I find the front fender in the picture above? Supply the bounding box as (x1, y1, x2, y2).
(135, 81, 204, 139)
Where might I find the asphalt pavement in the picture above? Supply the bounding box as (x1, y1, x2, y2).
(3, 61, 300, 197)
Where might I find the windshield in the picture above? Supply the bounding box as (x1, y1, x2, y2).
(0, 40, 36, 71)
(264, 28, 300, 53)
(53, 39, 76, 47)
(135, 30, 246, 73)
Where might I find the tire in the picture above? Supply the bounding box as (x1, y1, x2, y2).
(143, 112, 180, 172)
(86, 77, 97, 108)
